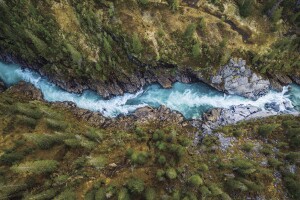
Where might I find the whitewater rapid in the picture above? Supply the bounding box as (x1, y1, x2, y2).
(0, 62, 299, 119)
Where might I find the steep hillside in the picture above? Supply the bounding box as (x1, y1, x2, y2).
(0, 0, 299, 97)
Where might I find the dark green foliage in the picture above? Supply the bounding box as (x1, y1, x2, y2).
(268, 158, 283, 168)
(258, 124, 277, 137)
(138, 0, 149, 6)
(184, 23, 197, 41)
(129, 151, 149, 165)
(11, 160, 59, 174)
(156, 169, 166, 181)
(145, 188, 156, 200)
(209, 184, 223, 196)
(260, 144, 274, 155)
(282, 172, 300, 199)
(132, 33, 143, 55)
(198, 163, 209, 172)
(271, 7, 283, 23)
(24, 188, 58, 200)
(168, 0, 180, 11)
(16, 115, 37, 128)
(286, 152, 300, 163)
(24, 133, 64, 150)
(127, 178, 145, 194)
(157, 155, 166, 165)
(226, 179, 248, 192)
(15, 104, 43, 119)
(46, 118, 68, 131)
(233, 158, 256, 175)
(236, 0, 254, 18)
(166, 168, 177, 179)
(241, 142, 254, 152)
(192, 42, 201, 58)
(55, 189, 76, 200)
(84, 128, 104, 143)
(287, 128, 300, 148)
(200, 186, 211, 197)
(188, 174, 203, 187)
(118, 188, 130, 200)
(0, 152, 24, 165)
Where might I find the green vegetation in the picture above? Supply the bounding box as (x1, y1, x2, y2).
(0, 0, 297, 90)
(0, 87, 299, 200)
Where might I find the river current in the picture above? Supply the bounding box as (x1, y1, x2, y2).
(0, 62, 299, 119)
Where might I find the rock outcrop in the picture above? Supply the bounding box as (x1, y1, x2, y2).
(211, 59, 271, 100)
(7, 81, 43, 100)
(200, 103, 298, 134)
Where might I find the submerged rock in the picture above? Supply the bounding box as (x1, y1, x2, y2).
(211, 58, 270, 100)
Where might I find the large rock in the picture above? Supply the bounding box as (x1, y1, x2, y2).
(7, 81, 43, 100)
(211, 58, 270, 100)
(200, 103, 298, 134)
(133, 105, 184, 124)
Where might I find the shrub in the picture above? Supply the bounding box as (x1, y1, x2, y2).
(16, 115, 37, 128)
(15, 104, 42, 119)
(198, 163, 209, 172)
(192, 42, 201, 58)
(0, 152, 24, 165)
(145, 188, 156, 200)
(268, 158, 283, 168)
(127, 178, 145, 194)
(95, 188, 106, 200)
(200, 186, 211, 197)
(156, 169, 165, 181)
(138, 0, 149, 5)
(209, 184, 223, 196)
(118, 188, 130, 200)
(184, 23, 197, 41)
(84, 128, 104, 143)
(88, 156, 106, 169)
(157, 155, 166, 165)
(240, 179, 264, 192)
(166, 168, 177, 179)
(54, 189, 76, 200)
(130, 151, 149, 165)
(260, 144, 273, 155)
(46, 118, 68, 131)
(236, 0, 254, 18)
(258, 124, 277, 137)
(241, 142, 254, 152)
(11, 160, 59, 174)
(168, 0, 180, 11)
(156, 141, 167, 151)
(286, 152, 300, 163)
(283, 175, 300, 199)
(221, 193, 232, 200)
(188, 175, 203, 187)
(132, 33, 143, 55)
(24, 189, 58, 200)
(233, 159, 256, 175)
(24, 133, 62, 149)
(226, 179, 248, 192)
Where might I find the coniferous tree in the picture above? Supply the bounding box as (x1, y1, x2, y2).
(11, 160, 59, 174)
(132, 33, 143, 55)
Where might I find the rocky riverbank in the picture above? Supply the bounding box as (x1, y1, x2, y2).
(4, 81, 299, 145)
(1, 52, 298, 100)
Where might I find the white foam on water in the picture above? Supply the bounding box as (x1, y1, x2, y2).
(0, 62, 299, 119)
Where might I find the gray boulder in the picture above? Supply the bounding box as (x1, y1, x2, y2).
(211, 58, 270, 100)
